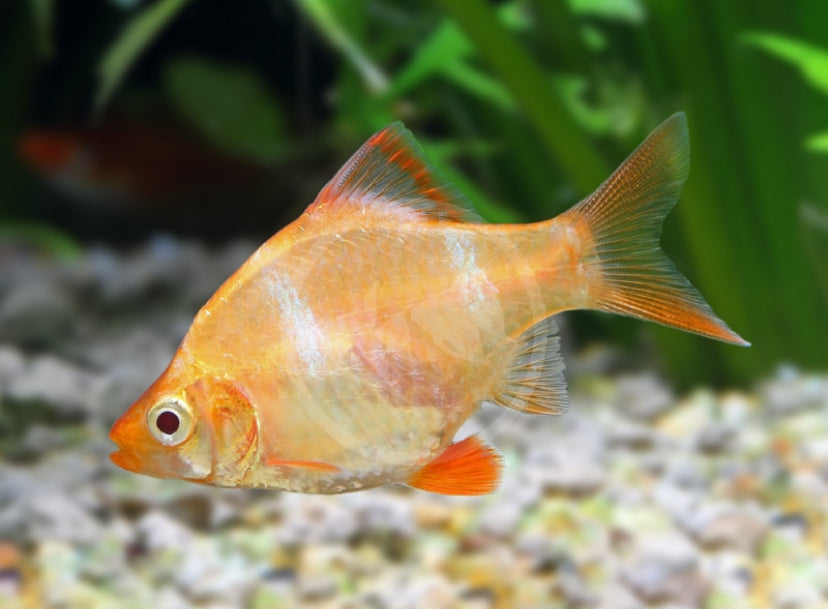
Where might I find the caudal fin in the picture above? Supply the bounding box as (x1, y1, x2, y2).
(562, 113, 749, 346)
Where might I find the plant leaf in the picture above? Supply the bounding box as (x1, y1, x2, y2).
(568, 0, 645, 24)
(95, 0, 193, 114)
(386, 22, 470, 98)
(743, 32, 828, 95)
(435, 0, 608, 193)
(163, 55, 286, 164)
(28, 0, 54, 58)
(806, 131, 828, 152)
(294, 0, 387, 92)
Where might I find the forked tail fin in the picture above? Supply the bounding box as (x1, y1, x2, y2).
(562, 113, 750, 346)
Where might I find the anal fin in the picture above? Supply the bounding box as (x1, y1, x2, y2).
(407, 435, 502, 495)
(490, 316, 568, 415)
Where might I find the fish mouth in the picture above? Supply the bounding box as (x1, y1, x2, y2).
(109, 448, 143, 473)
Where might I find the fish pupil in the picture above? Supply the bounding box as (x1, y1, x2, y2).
(156, 410, 180, 435)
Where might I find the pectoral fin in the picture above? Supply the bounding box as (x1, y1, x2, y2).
(264, 457, 341, 473)
(407, 435, 502, 495)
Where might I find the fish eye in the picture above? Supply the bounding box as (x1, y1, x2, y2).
(147, 398, 193, 446)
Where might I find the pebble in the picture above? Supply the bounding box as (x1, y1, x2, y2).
(0, 490, 103, 546)
(4, 354, 108, 419)
(276, 495, 359, 545)
(135, 510, 194, 554)
(0, 278, 75, 347)
(0, 542, 22, 599)
(0, 345, 25, 387)
(614, 372, 675, 421)
(695, 422, 736, 454)
(680, 501, 768, 553)
(622, 534, 708, 606)
(522, 429, 606, 495)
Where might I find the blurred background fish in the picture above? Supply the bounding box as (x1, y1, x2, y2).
(17, 119, 308, 235)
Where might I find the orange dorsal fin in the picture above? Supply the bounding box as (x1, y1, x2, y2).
(407, 435, 502, 495)
(308, 122, 481, 223)
(562, 113, 749, 346)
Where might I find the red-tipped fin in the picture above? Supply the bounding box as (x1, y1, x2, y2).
(563, 113, 750, 346)
(308, 122, 482, 222)
(407, 435, 502, 495)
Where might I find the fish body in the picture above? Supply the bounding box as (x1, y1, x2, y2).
(110, 114, 748, 495)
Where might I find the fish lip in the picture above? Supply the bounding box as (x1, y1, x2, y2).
(109, 448, 141, 473)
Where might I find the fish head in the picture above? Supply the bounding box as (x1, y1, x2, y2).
(109, 367, 259, 485)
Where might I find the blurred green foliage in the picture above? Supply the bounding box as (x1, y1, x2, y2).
(2, 0, 826, 386)
(162, 55, 287, 163)
(95, 0, 193, 113)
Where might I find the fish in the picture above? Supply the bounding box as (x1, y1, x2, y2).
(19, 124, 265, 206)
(109, 113, 749, 495)
(18, 122, 296, 234)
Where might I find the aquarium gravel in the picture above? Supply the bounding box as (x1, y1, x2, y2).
(1, 237, 827, 609)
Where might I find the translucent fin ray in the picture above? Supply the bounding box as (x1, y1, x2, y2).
(563, 113, 749, 346)
(490, 316, 568, 415)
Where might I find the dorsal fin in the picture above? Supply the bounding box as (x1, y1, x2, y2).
(308, 122, 482, 222)
(489, 316, 568, 415)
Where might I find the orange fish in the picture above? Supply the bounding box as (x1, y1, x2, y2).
(109, 114, 748, 495)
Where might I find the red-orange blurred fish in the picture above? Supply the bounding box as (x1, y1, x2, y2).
(110, 114, 748, 495)
(19, 124, 270, 207)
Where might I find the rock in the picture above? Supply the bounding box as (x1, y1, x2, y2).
(615, 372, 675, 421)
(296, 544, 349, 601)
(394, 573, 457, 609)
(350, 493, 416, 537)
(413, 499, 453, 530)
(0, 346, 25, 387)
(5, 354, 108, 419)
(276, 495, 358, 545)
(652, 482, 701, 524)
(163, 490, 217, 531)
(0, 278, 75, 347)
(555, 563, 598, 607)
(789, 469, 828, 504)
(622, 534, 708, 606)
(680, 501, 768, 553)
(477, 501, 523, 539)
(135, 510, 194, 554)
(660, 453, 708, 490)
(595, 582, 646, 609)
(13, 424, 74, 460)
(607, 418, 659, 450)
(522, 429, 606, 495)
(174, 538, 259, 605)
(0, 490, 104, 546)
(151, 587, 193, 609)
(0, 542, 22, 599)
(761, 366, 828, 416)
(695, 422, 736, 454)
